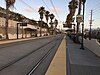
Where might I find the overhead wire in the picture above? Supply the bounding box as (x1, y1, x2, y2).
(41, 0, 51, 12)
(92, 1, 100, 11)
(85, 1, 100, 25)
(64, 0, 70, 15)
(49, 0, 61, 21)
(19, 0, 37, 13)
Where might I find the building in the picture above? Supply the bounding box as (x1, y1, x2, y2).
(0, 7, 49, 39)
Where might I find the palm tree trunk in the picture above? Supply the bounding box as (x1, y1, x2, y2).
(5, 3, 9, 39)
(5, 0, 16, 39)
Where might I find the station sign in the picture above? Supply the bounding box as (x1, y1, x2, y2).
(76, 15, 83, 23)
(20, 23, 27, 26)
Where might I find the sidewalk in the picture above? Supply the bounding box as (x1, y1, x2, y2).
(67, 36, 100, 75)
(84, 39, 100, 57)
(0, 36, 53, 45)
(0, 38, 36, 45)
(45, 37, 66, 75)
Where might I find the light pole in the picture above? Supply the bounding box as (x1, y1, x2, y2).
(89, 24, 92, 40)
(49, 14, 55, 35)
(80, 0, 86, 50)
(38, 6, 45, 37)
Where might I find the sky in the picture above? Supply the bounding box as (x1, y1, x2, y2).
(0, 0, 100, 29)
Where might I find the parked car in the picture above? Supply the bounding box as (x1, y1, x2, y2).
(0, 34, 6, 40)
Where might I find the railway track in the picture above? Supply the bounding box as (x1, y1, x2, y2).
(0, 35, 64, 75)
(0, 36, 55, 49)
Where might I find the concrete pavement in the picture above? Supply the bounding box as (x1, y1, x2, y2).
(0, 38, 34, 44)
(84, 39, 100, 57)
(0, 36, 54, 45)
(67, 36, 100, 75)
(45, 37, 66, 75)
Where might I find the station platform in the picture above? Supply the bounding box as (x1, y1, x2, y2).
(46, 37, 66, 75)
(0, 38, 35, 45)
(67, 36, 100, 75)
(0, 36, 51, 45)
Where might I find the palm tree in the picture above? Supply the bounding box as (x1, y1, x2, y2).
(38, 6, 45, 20)
(54, 19, 58, 28)
(38, 6, 45, 36)
(5, 0, 15, 39)
(66, 0, 78, 28)
(45, 11, 50, 23)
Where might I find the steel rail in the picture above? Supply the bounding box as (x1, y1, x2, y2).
(0, 36, 55, 49)
(0, 37, 57, 71)
(27, 36, 63, 75)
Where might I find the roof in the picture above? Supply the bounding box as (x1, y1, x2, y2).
(24, 28, 37, 31)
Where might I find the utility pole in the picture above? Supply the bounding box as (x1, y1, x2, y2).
(89, 10, 93, 40)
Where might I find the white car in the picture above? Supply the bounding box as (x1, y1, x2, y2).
(0, 34, 6, 40)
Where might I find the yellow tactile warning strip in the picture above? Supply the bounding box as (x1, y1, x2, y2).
(45, 37, 66, 75)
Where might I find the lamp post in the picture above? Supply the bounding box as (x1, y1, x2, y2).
(38, 6, 45, 37)
(80, 0, 86, 50)
(49, 14, 55, 35)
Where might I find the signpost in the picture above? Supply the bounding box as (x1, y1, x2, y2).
(17, 22, 27, 39)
